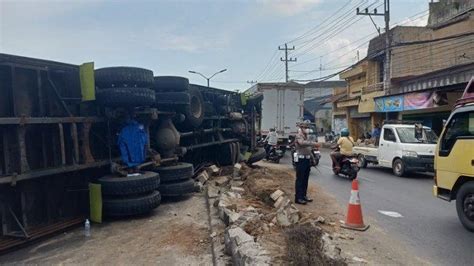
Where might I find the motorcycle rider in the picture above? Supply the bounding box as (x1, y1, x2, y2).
(263, 128, 278, 159)
(330, 128, 355, 170)
(294, 121, 320, 205)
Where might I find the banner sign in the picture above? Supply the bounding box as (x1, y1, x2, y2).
(404, 91, 448, 110)
(375, 91, 448, 112)
(375, 95, 403, 112)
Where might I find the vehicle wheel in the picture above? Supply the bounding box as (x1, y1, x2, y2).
(456, 182, 474, 232)
(216, 143, 234, 166)
(95, 87, 155, 107)
(204, 101, 216, 116)
(154, 76, 189, 92)
(153, 162, 194, 183)
(234, 142, 241, 163)
(349, 171, 357, 180)
(358, 154, 367, 168)
(155, 92, 190, 106)
(159, 178, 197, 196)
(183, 87, 204, 128)
(247, 148, 266, 165)
(103, 191, 161, 217)
(98, 171, 160, 196)
(392, 158, 405, 177)
(95, 67, 154, 88)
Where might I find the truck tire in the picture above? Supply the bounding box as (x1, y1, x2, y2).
(98, 171, 160, 196)
(204, 101, 216, 116)
(153, 162, 194, 183)
(183, 87, 204, 128)
(358, 154, 368, 168)
(392, 158, 406, 177)
(95, 67, 154, 88)
(456, 182, 474, 232)
(154, 76, 189, 92)
(216, 143, 234, 166)
(159, 178, 196, 196)
(95, 87, 155, 107)
(103, 191, 161, 217)
(247, 148, 266, 165)
(155, 92, 190, 105)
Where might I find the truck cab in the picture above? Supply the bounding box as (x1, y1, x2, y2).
(434, 78, 474, 231)
(378, 124, 438, 176)
(354, 122, 438, 177)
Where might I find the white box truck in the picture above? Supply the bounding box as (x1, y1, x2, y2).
(245, 82, 305, 145)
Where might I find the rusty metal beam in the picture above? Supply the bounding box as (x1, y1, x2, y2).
(0, 160, 114, 185)
(71, 123, 79, 164)
(58, 124, 66, 165)
(0, 117, 104, 125)
(183, 138, 239, 152)
(17, 126, 29, 173)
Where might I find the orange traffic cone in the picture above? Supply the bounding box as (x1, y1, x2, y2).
(341, 179, 369, 231)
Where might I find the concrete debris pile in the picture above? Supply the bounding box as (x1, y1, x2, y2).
(202, 163, 347, 265)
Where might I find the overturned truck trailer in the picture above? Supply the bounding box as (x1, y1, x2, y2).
(0, 53, 263, 252)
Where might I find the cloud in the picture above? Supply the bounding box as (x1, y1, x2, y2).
(258, 0, 322, 17)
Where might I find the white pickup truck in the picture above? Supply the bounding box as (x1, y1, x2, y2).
(353, 122, 438, 177)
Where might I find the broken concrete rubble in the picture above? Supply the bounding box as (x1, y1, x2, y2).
(225, 226, 271, 266)
(215, 175, 230, 187)
(209, 165, 220, 176)
(207, 184, 220, 198)
(270, 189, 284, 201)
(197, 171, 209, 184)
(231, 186, 245, 194)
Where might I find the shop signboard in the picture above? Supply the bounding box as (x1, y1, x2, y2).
(375, 95, 403, 112)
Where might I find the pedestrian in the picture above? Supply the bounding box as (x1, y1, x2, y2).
(371, 123, 381, 145)
(294, 121, 320, 205)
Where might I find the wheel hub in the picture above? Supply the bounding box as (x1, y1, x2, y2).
(464, 194, 474, 221)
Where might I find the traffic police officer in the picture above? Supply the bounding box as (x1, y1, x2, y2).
(294, 121, 320, 204)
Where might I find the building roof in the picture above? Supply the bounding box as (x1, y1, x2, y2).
(304, 80, 347, 88)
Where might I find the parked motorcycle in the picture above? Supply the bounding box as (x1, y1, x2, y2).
(331, 146, 359, 180)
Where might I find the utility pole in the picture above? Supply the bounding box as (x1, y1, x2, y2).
(357, 0, 390, 94)
(279, 43, 297, 82)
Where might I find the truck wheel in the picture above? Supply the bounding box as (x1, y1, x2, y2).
(216, 143, 234, 166)
(95, 67, 154, 88)
(183, 87, 204, 128)
(358, 154, 367, 168)
(159, 178, 197, 196)
(153, 162, 194, 183)
(154, 76, 189, 92)
(456, 182, 474, 232)
(103, 191, 161, 217)
(204, 101, 216, 116)
(155, 92, 191, 106)
(247, 148, 266, 165)
(392, 159, 406, 177)
(95, 87, 155, 107)
(98, 171, 160, 196)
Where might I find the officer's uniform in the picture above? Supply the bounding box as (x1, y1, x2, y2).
(294, 129, 317, 202)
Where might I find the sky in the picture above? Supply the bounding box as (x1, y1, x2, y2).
(0, 0, 429, 91)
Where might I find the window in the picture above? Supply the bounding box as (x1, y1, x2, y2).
(383, 128, 396, 142)
(396, 127, 438, 144)
(440, 111, 474, 154)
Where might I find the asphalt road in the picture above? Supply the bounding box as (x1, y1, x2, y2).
(283, 149, 473, 266)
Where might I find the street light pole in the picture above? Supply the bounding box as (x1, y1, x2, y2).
(188, 69, 227, 87)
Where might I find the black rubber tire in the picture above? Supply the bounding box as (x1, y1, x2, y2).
(358, 154, 367, 168)
(154, 76, 189, 92)
(159, 178, 196, 196)
(183, 87, 204, 128)
(392, 158, 406, 177)
(95, 67, 154, 88)
(456, 182, 474, 232)
(216, 143, 234, 166)
(234, 142, 241, 164)
(103, 191, 161, 217)
(153, 162, 194, 183)
(98, 171, 160, 196)
(155, 92, 190, 105)
(204, 101, 216, 116)
(95, 87, 155, 107)
(247, 148, 266, 165)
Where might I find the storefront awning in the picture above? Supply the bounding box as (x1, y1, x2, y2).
(336, 97, 360, 108)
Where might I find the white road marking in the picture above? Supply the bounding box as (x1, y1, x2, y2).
(378, 210, 403, 218)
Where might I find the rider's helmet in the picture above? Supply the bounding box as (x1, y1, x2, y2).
(340, 128, 349, 137)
